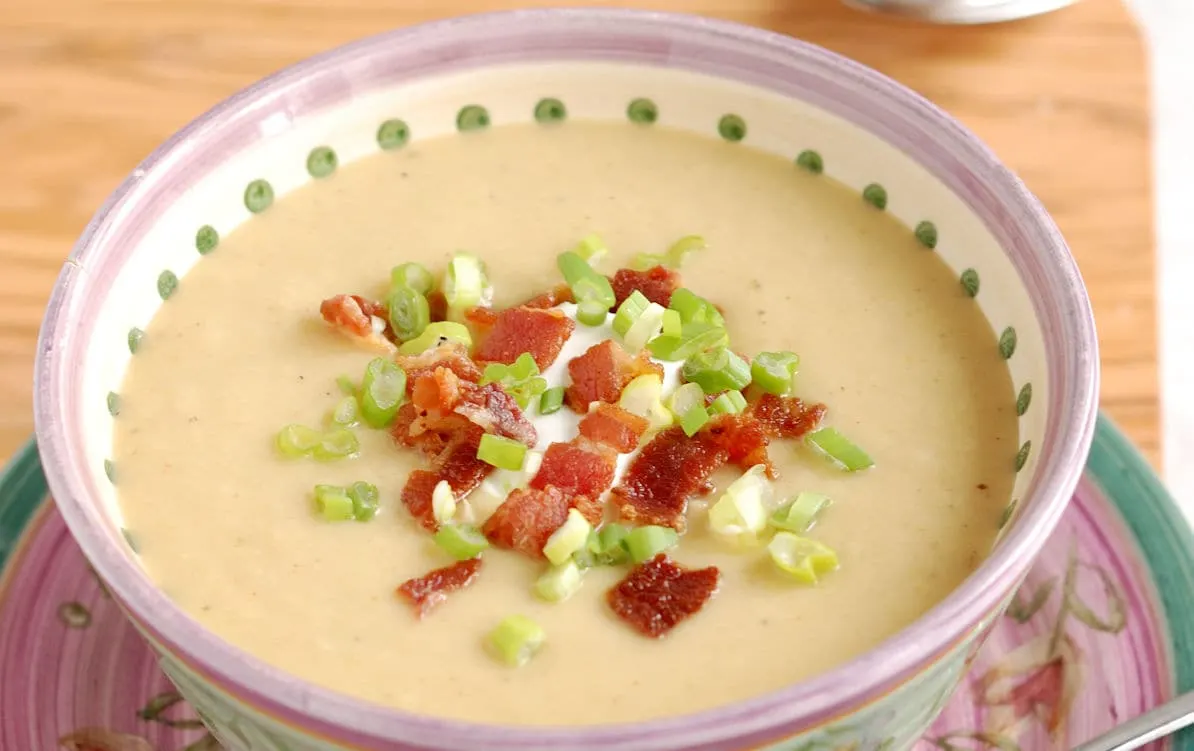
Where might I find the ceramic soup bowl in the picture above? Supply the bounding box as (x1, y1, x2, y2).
(33, 9, 1098, 751)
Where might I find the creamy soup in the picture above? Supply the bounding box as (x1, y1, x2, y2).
(113, 121, 1016, 725)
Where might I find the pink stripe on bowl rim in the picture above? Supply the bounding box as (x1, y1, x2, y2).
(33, 8, 1099, 750)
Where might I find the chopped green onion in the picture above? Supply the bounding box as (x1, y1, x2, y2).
(481, 354, 547, 410)
(543, 508, 593, 565)
(336, 375, 356, 395)
(276, 424, 322, 458)
(557, 251, 595, 287)
(679, 403, 710, 437)
(539, 386, 566, 415)
(708, 465, 772, 538)
(348, 481, 380, 521)
(665, 235, 706, 267)
(623, 301, 667, 351)
(434, 523, 489, 560)
(682, 347, 751, 394)
(397, 321, 472, 355)
(359, 358, 407, 428)
(768, 532, 839, 584)
(486, 615, 545, 667)
(432, 479, 456, 524)
(314, 484, 355, 521)
(668, 288, 724, 327)
(443, 253, 487, 318)
(647, 322, 729, 362)
(770, 492, 832, 533)
(617, 374, 672, 430)
(594, 523, 631, 565)
(572, 539, 598, 569)
(625, 525, 679, 563)
(575, 234, 608, 266)
(535, 560, 585, 603)
(558, 251, 616, 309)
(666, 382, 705, 420)
(661, 309, 682, 338)
(631, 252, 667, 270)
(387, 286, 430, 341)
(391, 262, 434, 295)
(806, 427, 874, 471)
(330, 395, 359, 427)
(612, 290, 650, 336)
(477, 434, 528, 471)
(576, 298, 610, 326)
(708, 391, 746, 416)
(509, 352, 537, 381)
(751, 351, 800, 395)
(312, 428, 360, 462)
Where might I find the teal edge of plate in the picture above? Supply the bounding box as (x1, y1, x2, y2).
(0, 415, 1191, 746)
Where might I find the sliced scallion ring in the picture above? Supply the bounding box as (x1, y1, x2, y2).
(770, 492, 832, 533)
(348, 481, 380, 521)
(276, 424, 322, 458)
(359, 358, 407, 428)
(477, 434, 528, 471)
(387, 286, 430, 342)
(665, 235, 706, 268)
(682, 347, 751, 394)
(543, 508, 593, 565)
(707, 465, 772, 538)
(443, 253, 488, 319)
(390, 262, 434, 296)
(535, 560, 585, 602)
(397, 321, 472, 355)
(312, 427, 360, 462)
(806, 427, 874, 472)
(751, 351, 800, 395)
(314, 484, 355, 521)
(768, 532, 839, 584)
(486, 615, 545, 667)
(612, 290, 650, 336)
(624, 525, 679, 563)
(434, 523, 490, 560)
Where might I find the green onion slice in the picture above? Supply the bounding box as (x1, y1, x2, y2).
(314, 484, 355, 521)
(434, 523, 490, 560)
(806, 427, 874, 472)
(576, 298, 610, 327)
(682, 347, 751, 394)
(312, 427, 360, 462)
(666, 382, 705, 421)
(751, 351, 800, 396)
(397, 321, 472, 355)
(487, 615, 545, 667)
(708, 465, 772, 538)
(623, 302, 667, 352)
(679, 403, 710, 437)
(539, 386, 566, 415)
(391, 262, 434, 296)
(558, 251, 616, 309)
(630, 252, 667, 271)
(661, 309, 682, 338)
(612, 290, 650, 337)
(276, 424, 322, 458)
(617, 374, 672, 430)
(336, 375, 357, 396)
(768, 532, 839, 584)
(330, 395, 359, 427)
(770, 492, 832, 533)
(575, 234, 608, 266)
(387, 286, 430, 342)
(535, 560, 585, 602)
(348, 481, 380, 522)
(665, 235, 706, 268)
(359, 358, 407, 428)
(593, 524, 631, 565)
(443, 253, 488, 318)
(625, 525, 679, 563)
(668, 288, 724, 327)
(481, 353, 547, 410)
(432, 479, 457, 524)
(708, 391, 746, 416)
(477, 434, 528, 471)
(543, 508, 593, 566)
(647, 322, 729, 362)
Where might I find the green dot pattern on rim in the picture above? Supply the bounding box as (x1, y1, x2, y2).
(103, 459, 115, 483)
(795, 150, 824, 174)
(306, 146, 338, 178)
(456, 105, 490, 132)
(1015, 440, 1032, 472)
(960, 269, 980, 297)
(195, 225, 219, 255)
(626, 98, 658, 124)
(534, 98, 566, 123)
(157, 271, 178, 300)
(718, 114, 746, 142)
(1016, 383, 1033, 416)
(376, 119, 410, 150)
(862, 183, 888, 210)
(244, 179, 274, 213)
(106, 391, 121, 417)
(914, 220, 938, 249)
(127, 328, 144, 354)
(999, 327, 1018, 359)
(999, 499, 1018, 530)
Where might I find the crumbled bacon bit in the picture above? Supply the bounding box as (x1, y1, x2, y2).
(427, 290, 449, 322)
(521, 283, 575, 309)
(455, 382, 538, 447)
(483, 486, 571, 558)
(319, 294, 396, 352)
(395, 343, 483, 386)
(578, 402, 650, 453)
(611, 266, 681, 307)
(531, 439, 617, 500)
(565, 340, 663, 413)
(400, 425, 493, 531)
(411, 367, 464, 413)
(702, 413, 774, 476)
(749, 393, 827, 439)
(607, 554, 719, 638)
(611, 427, 729, 531)
(475, 306, 575, 370)
(463, 306, 499, 340)
(401, 471, 444, 532)
(396, 558, 483, 618)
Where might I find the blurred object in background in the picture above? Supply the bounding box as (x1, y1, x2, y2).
(845, 0, 1076, 23)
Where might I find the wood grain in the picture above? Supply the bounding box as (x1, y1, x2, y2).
(0, 0, 1154, 466)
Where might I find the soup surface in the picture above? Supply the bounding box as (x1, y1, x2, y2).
(114, 121, 1016, 725)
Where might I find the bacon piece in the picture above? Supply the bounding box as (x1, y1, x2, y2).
(522, 283, 575, 309)
(483, 486, 570, 558)
(531, 439, 617, 500)
(396, 558, 483, 618)
(427, 290, 449, 323)
(400, 425, 493, 531)
(611, 427, 729, 531)
(455, 382, 538, 447)
(607, 554, 720, 638)
(578, 402, 650, 453)
(611, 266, 680, 307)
(702, 413, 774, 476)
(749, 393, 827, 440)
(319, 294, 396, 353)
(474, 306, 575, 370)
(463, 305, 499, 340)
(394, 343, 483, 386)
(565, 340, 664, 413)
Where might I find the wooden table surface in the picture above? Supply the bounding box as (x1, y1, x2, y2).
(0, 0, 1155, 467)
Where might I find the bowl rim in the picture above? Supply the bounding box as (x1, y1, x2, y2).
(33, 8, 1099, 749)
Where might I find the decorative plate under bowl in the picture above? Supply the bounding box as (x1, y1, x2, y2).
(1, 415, 1191, 750)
